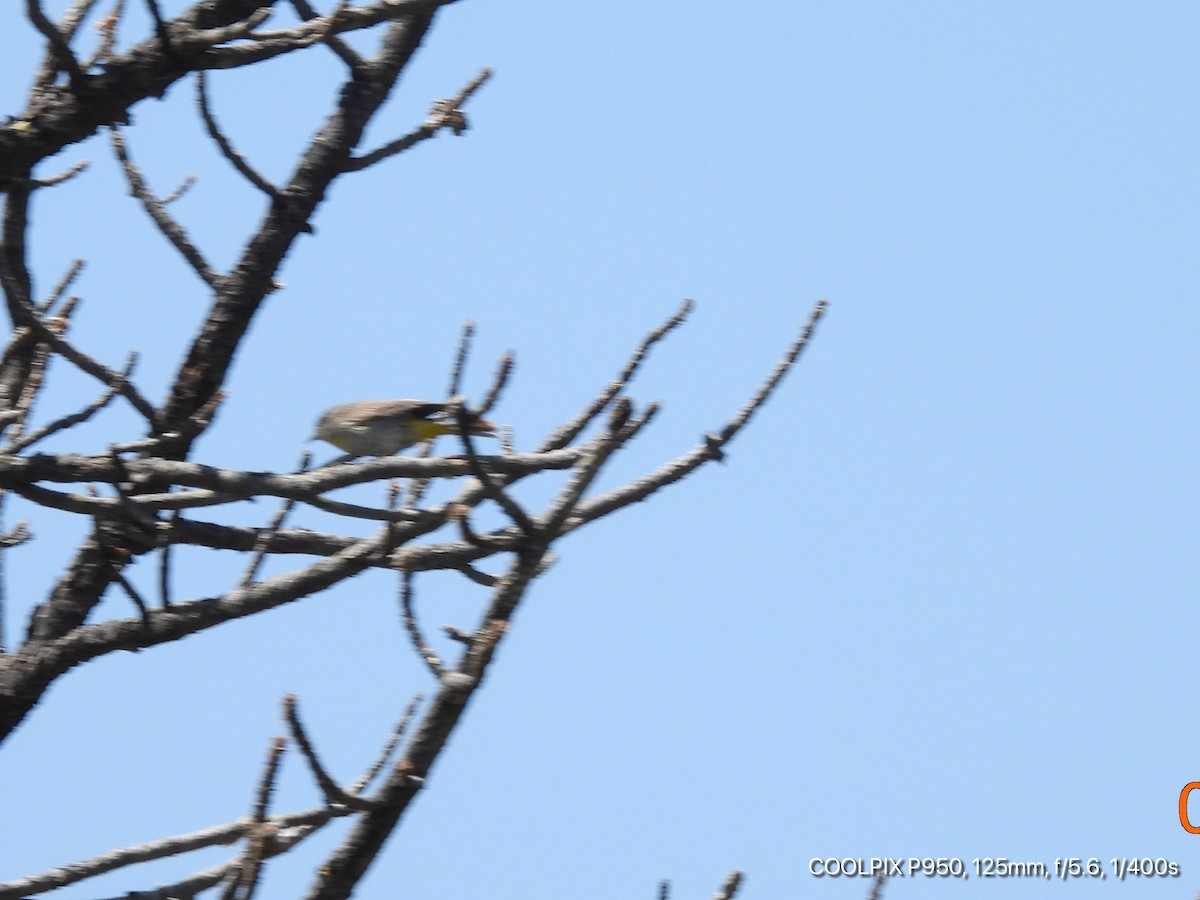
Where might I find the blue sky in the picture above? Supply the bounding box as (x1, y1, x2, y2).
(1, 2, 1197, 898)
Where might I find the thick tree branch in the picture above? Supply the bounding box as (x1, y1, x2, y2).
(1, 1, 463, 189)
(3, 523, 403, 735)
(0, 448, 580, 499)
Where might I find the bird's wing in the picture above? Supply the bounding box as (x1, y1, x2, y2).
(337, 400, 447, 426)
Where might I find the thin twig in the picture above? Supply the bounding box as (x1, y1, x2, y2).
(446, 319, 474, 399)
(449, 503, 511, 551)
(283, 695, 377, 811)
(109, 126, 220, 286)
(0, 807, 340, 898)
(240, 452, 311, 586)
(403, 321, 477, 509)
(406, 322, 491, 510)
(168, 386, 226, 444)
(345, 68, 493, 171)
(561, 303, 826, 528)
(157, 509, 178, 606)
(456, 405, 536, 537)
(200, 0, 457, 54)
(106, 554, 149, 622)
(712, 869, 744, 900)
(710, 299, 827, 448)
(4, 295, 82, 445)
(8, 312, 60, 442)
(160, 173, 198, 205)
(349, 695, 421, 794)
(453, 563, 496, 587)
(196, 72, 279, 199)
(0, 523, 32, 550)
(4, 352, 138, 454)
(477, 350, 513, 419)
(31, 159, 91, 188)
(105, 450, 165, 534)
(253, 737, 286, 826)
(26, 0, 87, 85)
(399, 571, 443, 678)
(221, 736, 287, 900)
(59, 0, 105, 42)
(539, 299, 693, 452)
(288, 0, 362, 70)
(39, 259, 85, 315)
(185, 8, 272, 49)
(249, 734, 284, 820)
(303, 494, 429, 522)
(144, 0, 171, 56)
(0, 495, 7, 655)
(540, 398, 645, 538)
(8, 305, 158, 425)
(80, 0, 125, 68)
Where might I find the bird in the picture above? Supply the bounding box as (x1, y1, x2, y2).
(310, 398, 496, 457)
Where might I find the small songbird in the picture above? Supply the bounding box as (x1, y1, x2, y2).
(311, 398, 496, 457)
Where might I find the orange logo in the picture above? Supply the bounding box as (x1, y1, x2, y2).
(1178, 783, 1200, 833)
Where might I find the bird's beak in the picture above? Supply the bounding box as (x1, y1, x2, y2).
(465, 417, 497, 437)
(441, 398, 498, 438)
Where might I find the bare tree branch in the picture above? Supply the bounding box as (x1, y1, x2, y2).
(284, 695, 379, 811)
(4, 352, 138, 454)
(540, 298, 694, 451)
(349, 695, 421, 794)
(159, 173, 198, 204)
(109, 126, 220, 286)
(477, 349, 514, 418)
(399, 571, 443, 678)
(32, 0, 104, 86)
(38, 259, 85, 315)
(0, 449, 580, 504)
(0, 3, 830, 894)
(240, 452, 311, 587)
(455, 403, 537, 537)
(711, 298, 828, 447)
(196, 71, 280, 199)
(289, 0, 363, 71)
(0, 801, 358, 898)
(1, 291, 157, 427)
(80, 0, 126, 69)
(0, 690, 434, 898)
(561, 300, 827, 529)
(346, 67, 493, 171)
(26, 0, 88, 86)
(5, 0, 451, 187)
(158, 508, 179, 606)
(144, 0, 172, 57)
(712, 869, 744, 900)
(30, 159, 91, 187)
(0, 499, 31, 656)
(446, 319, 475, 399)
